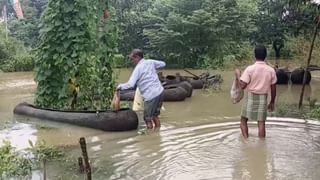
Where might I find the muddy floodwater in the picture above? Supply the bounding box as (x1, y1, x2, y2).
(1, 70, 320, 180)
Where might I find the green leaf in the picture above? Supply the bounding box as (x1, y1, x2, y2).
(55, 20, 63, 26)
(71, 51, 77, 58)
(44, 69, 52, 76)
(64, 3, 74, 12)
(28, 140, 34, 148)
(67, 59, 73, 66)
(63, 41, 71, 49)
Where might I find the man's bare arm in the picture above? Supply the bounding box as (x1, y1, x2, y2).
(235, 69, 247, 89)
(239, 80, 247, 89)
(268, 84, 277, 112)
(270, 84, 276, 104)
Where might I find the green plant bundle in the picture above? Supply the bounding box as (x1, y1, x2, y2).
(34, 0, 118, 110)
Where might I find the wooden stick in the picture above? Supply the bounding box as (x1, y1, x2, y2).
(299, 15, 320, 109)
(308, 66, 320, 71)
(183, 69, 199, 79)
(79, 137, 92, 180)
(43, 159, 47, 180)
(78, 157, 84, 173)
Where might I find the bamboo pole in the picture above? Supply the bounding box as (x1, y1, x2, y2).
(298, 16, 320, 109)
(79, 137, 91, 180)
(183, 69, 199, 79)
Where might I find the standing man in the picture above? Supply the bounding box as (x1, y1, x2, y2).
(117, 49, 166, 129)
(236, 45, 277, 138)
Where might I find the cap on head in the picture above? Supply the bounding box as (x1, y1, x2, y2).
(254, 44, 267, 61)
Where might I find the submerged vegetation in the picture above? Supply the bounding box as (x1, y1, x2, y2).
(0, 140, 65, 179)
(0, 141, 32, 178)
(274, 99, 320, 120)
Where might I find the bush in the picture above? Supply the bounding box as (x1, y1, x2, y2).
(273, 103, 307, 119)
(0, 141, 32, 178)
(113, 54, 128, 68)
(267, 35, 320, 64)
(0, 52, 34, 72)
(0, 25, 34, 72)
(310, 106, 320, 120)
(0, 139, 67, 179)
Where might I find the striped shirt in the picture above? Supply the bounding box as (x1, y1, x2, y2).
(118, 59, 166, 101)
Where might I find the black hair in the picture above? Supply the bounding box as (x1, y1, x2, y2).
(254, 45, 267, 60)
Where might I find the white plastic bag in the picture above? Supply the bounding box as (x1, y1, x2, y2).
(132, 88, 144, 111)
(230, 78, 244, 104)
(132, 88, 165, 112)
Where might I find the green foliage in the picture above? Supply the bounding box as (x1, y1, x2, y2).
(310, 107, 320, 119)
(273, 103, 307, 118)
(267, 35, 320, 61)
(8, 19, 40, 48)
(109, 0, 319, 68)
(253, 0, 319, 46)
(309, 98, 320, 120)
(142, 0, 255, 68)
(113, 54, 128, 68)
(4, 0, 320, 71)
(94, 3, 119, 110)
(120, 101, 132, 109)
(273, 101, 320, 121)
(34, 0, 118, 110)
(0, 139, 66, 179)
(110, 0, 153, 55)
(5, 0, 48, 47)
(0, 25, 34, 72)
(28, 140, 64, 162)
(0, 141, 32, 178)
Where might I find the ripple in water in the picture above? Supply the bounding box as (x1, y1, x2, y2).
(88, 118, 320, 180)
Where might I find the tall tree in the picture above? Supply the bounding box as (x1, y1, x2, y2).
(7, 0, 48, 47)
(143, 0, 256, 68)
(110, 0, 153, 55)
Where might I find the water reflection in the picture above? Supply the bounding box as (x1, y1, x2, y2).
(233, 138, 269, 180)
(276, 84, 312, 104)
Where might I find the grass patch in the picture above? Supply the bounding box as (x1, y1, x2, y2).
(273, 101, 320, 120)
(0, 141, 32, 178)
(35, 124, 57, 130)
(0, 140, 67, 179)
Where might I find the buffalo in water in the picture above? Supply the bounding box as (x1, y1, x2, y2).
(290, 68, 311, 84)
(276, 68, 290, 84)
(276, 67, 311, 85)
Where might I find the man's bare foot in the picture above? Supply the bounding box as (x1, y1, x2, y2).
(146, 121, 153, 129)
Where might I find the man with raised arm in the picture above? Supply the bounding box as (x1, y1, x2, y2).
(117, 49, 166, 129)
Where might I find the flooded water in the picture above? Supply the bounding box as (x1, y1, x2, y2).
(1, 70, 320, 179)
